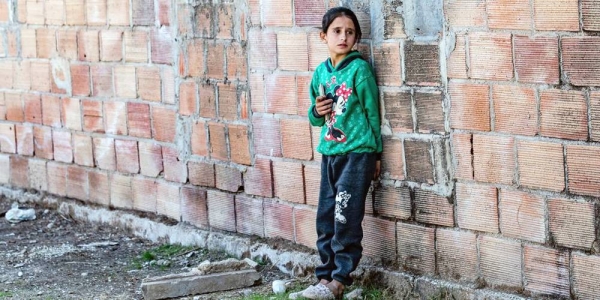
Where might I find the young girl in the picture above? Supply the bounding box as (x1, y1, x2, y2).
(299, 6, 382, 300)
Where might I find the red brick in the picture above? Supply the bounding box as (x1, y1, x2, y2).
(469, 33, 513, 80)
(179, 80, 197, 116)
(137, 67, 161, 102)
(582, 0, 600, 31)
(487, 0, 531, 30)
(107, 0, 129, 25)
(61, 97, 82, 131)
(28, 158, 47, 191)
(373, 186, 411, 219)
(132, 0, 154, 25)
(151, 27, 172, 65)
(139, 142, 162, 177)
(151, 106, 175, 143)
(10, 155, 28, 188)
(296, 75, 311, 117)
(415, 92, 444, 133)
(228, 124, 251, 165)
(5, 92, 23, 122)
(436, 228, 478, 282)
(449, 83, 490, 131)
(14, 61, 31, 91)
(456, 183, 498, 233)
(7, 30, 18, 57)
(263, 199, 294, 240)
(383, 91, 412, 133)
(187, 161, 214, 187)
(124, 30, 148, 63)
(215, 164, 242, 192)
(591, 92, 600, 141)
(110, 173, 132, 209)
(493, 85, 537, 135)
(132, 177, 157, 213)
(498, 189, 545, 244)
(36, 28, 56, 59)
(78, 30, 99, 62)
(47, 162, 67, 196)
(217, 82, 237, 120)
(73, 133, 93, 167)
(444, 0, 486, 27)
(85, 170, 107, 205)
(86, 0, 106, 25)
(53, 130, 72, 163)
(56, 30, 78, 60)
(404, 140, 434, 183)
(91, 65, 113, 97)
(380, 138, 404, 180)
(93, 137, 115, 171)
(308, 31, 328, 71)
(265, 73, 296, 115)
(177, 4, 192, 36)
(115, 139, 139, 174)
(82, 100, 104, 133)
(479, 235, 522, 288)
(33, 126, 53, 159)
(26, 0, 44, 24)
(157, 0, 169, 25)
(540, 89, 587, 140)
(23, 93, 41, 124)
(216, 4, 233, 39)
(235, 195, 264, 237)
(245, 158, 273, 198)
(162, 146, 187, 183)
(127, 102, 151, 138)
(16, 125, 33, 156)
(208, 122, 227, 161)
(207, 190, 235, 232)
(277, 32, 308, 71)
(181, 186, 208, 228)
(226, 42, 247, 80)
(191, 120, 208, 157)
(51, 61, 70, 95)
(0, 93, 4, 121)
(199, 83, 216, 118)
(186, 39, 204, 77)
(273, 161, 304, 203)
(65, 0, 85, 25)
(362, 216, 396, 261)
(248, 29, 277, 70)
(573, 252, 600, 299)
(293, 206, 317, 249)
(100, 30, 122, 62)
(405, 43, 440, 86)
(396, 223, 435, 275)
(194, 4, 212, 37)
(473, 135, 515, 185)
(252, 115, 281, 157)
(114, 66, 136, 99)
(534, 0, 579, 31)
(206, 42, 225, 79)
(104, 101, 127, 135)
(162, 68, 175, 105)
(0, 154, 8, 184)
(20, 29, 37, 58)
(373, 43, 402, 86)
(548, 197, 595, 249)
(517, 140, 564, 192)
(30, 61, 51, 92)
(414, 189, 453, 227)
(280, 119, 312, 160)
(66, 165, 88, 200)
(262, 0, 292, 26)
(514, 36, 560, 85)
(303, 164, 320, 206)
(0, 123, 15, 154)
(294, 0, 324, 26)
(0, 0, 8, 23)
(70, 64, 90, 97)
(562, 37, 600, 86)
(524, 245, 570, 297)
(0, 61, 13, 89)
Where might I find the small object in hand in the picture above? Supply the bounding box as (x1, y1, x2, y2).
(319, 84, 330, 122)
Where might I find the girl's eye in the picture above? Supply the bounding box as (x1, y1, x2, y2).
(335, 29, 341, 34)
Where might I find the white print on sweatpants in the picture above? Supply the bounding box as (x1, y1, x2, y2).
(335, 191, 351, 224)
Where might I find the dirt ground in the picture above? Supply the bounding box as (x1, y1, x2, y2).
(0, 197, 309, 300)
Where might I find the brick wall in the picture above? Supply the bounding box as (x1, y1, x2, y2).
(1, 0, 600, 298)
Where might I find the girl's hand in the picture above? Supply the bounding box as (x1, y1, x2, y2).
(315, 96, 333, 116)
(374, 160, 381, 179)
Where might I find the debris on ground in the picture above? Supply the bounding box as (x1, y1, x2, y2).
(5, 202, 36, 223)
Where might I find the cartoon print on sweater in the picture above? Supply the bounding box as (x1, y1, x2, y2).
(325, 76, 352, 143)
(335, 191, 351, 224)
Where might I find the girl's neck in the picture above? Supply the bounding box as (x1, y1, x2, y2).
(330, 53, 349, 68)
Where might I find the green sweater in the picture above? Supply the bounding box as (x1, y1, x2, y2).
(308, 51, 382, 157)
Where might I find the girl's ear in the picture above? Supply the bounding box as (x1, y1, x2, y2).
(319, 31, 327, 42)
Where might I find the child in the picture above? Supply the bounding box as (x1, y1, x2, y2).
(300, 6, 382, 300)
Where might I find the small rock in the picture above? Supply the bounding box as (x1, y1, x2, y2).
(17, 271, 23, 277)
(14, 263, 25, 268)
(345, 288, 363, 300)
(81, 272, 88, 277)
(193, 296, 200, 300)
(37, 291, 43, 296)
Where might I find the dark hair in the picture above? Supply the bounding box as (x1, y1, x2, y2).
(321, 7, 362, 43)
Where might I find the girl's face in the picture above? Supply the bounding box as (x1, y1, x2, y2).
(321, 15, 357, 62)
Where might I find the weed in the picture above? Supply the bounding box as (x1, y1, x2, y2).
(0, 292, 12, 298)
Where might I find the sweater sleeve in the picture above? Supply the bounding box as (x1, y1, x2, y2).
(308, 73, 326, 127)
(356, 73, 382, 155)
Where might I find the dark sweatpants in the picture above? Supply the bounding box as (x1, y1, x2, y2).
(315, 152, 376, 286)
